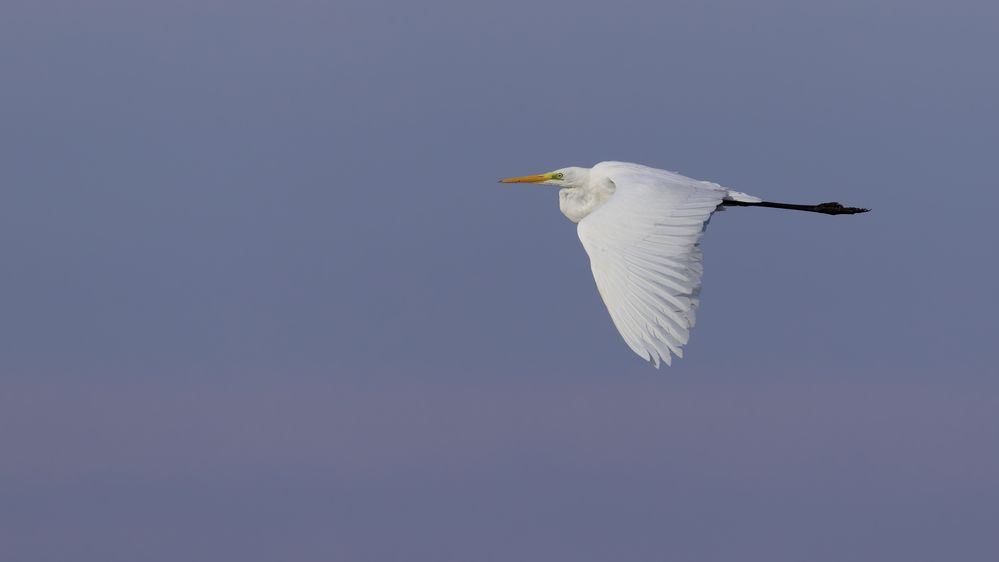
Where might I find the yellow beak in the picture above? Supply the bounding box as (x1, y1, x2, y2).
(498, 173, 552, 184)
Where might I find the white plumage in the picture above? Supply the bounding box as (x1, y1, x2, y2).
(577, 162, 758, 367)
(500, 160, 867, 367)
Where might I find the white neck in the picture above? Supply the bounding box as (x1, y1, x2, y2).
(558, 169, 615, 223)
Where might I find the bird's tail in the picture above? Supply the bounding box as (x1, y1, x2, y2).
(724, 190, 762, 203)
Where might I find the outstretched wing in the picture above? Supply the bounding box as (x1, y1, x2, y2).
(577, 162, 729, 367)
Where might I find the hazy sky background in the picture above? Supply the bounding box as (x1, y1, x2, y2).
(2, 0, 998, 560)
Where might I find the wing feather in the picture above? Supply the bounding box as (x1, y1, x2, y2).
(577, 162, 727, 367)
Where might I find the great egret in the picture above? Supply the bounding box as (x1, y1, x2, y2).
(500, 161, 869, 368)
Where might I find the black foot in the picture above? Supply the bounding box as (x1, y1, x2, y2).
(815, 202, 871, 215)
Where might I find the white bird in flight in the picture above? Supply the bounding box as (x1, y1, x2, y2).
(500, 161, 869, 368)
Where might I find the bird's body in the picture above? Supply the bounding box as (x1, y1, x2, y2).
(500, 161, 869, 368)
(555, 162, 761, 223)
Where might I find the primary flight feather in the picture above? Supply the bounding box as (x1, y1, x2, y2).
(500, 161, 869, 368)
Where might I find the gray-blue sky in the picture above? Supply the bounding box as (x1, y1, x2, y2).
(2, 0, 997, 560)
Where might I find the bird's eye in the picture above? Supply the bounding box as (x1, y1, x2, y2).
(553, 173, 564, 180)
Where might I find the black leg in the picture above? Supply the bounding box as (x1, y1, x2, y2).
(721, 200, 870, 215)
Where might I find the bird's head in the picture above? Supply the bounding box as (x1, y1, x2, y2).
(499, 167, 589, 188)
